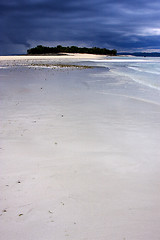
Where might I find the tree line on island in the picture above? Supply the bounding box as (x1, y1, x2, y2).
(27, 45, 117, 56)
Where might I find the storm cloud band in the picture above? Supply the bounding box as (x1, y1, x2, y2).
(1, 0, 160, 55)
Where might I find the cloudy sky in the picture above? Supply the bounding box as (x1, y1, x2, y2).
(1, 0, 160, 55)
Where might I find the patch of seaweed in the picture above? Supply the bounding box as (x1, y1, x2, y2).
(30, 63, 94, 69)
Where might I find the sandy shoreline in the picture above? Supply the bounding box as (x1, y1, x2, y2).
(1, 55, 160, 240)
(0, 53, 106, 61)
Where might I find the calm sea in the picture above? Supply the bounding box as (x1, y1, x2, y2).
(90, 57, 160, 105)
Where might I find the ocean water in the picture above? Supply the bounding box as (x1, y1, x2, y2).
(89, 57, 160, 106)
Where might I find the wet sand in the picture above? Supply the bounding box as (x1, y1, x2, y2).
(0, 55, 160, 240)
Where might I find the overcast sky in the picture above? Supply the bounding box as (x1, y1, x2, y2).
(1, 0, 160, 55)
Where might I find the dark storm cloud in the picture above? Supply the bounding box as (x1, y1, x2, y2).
(1, 0, 160, 54)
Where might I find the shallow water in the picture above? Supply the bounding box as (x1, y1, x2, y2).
(89, 57, 160, 106)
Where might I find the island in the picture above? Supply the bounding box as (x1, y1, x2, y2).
(27, 45, 117, 56)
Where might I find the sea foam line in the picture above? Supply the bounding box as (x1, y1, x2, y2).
(109, 68, 160, 91)
(96, 91, 160, 107)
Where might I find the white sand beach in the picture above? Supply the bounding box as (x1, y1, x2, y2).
(1, 54, 160, 240)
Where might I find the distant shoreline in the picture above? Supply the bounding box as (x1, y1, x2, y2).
(118, 52, 160, 57)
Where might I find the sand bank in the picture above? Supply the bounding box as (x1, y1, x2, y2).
(0, 53, 105, 61)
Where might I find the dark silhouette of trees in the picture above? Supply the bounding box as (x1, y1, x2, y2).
(27, 45, 117, 56)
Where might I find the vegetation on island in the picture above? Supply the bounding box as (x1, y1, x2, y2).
(27, 45, 117, 56)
